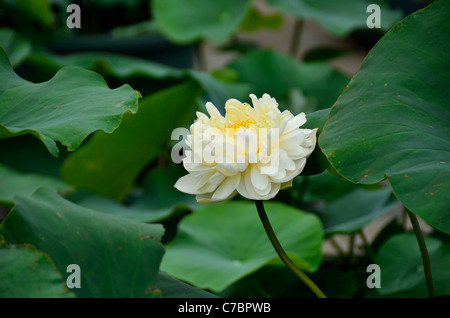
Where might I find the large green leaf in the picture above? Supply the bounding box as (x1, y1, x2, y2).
(0, 0, 54, 28)
(152, 0, 250, 43)
(0, 188, 165, 298)
(376, 233, 450, 297)
(61, 81, 200, 201)
(228, 49, 349, 112)
(0, 134, 66, 178)
(319, 0, 450, 233)
(238, 5, 283, 32)
(161, 201, 323, 292)
(303, 170, 360, 203)
(89, 0, 142, 8)
(0, 48, 140, 156)
(157, 272, 218, 298)
(315, 187, 398, 235)
(0, 28, 32, 67)
(70, 194, 172, 224)
(0, 242, 75, 298)
(73, 166, 200, 223)
(267, 0, 402, 37)
(189, 70, 252, 115)
(25, 52, 184, 80)
(131, 165, 201, 213)
(301, 108, 331, 175)
(0, 163, 71, 206)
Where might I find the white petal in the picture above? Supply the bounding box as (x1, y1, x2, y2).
(217, 160, 248, 176)
(239, 176, 280, 200)
(224, 99, 244, 116)
(237, 169, 259, 199)
(301, 128, 318, 148)
(259, 151, 281, 176)
(263, 182, 281, 200)
(285, 146, 311, 160)
(264, 149, 292, 180)
(236, 174, 251, 199)
(196, 111, 208, 120)
(283, 113, 306, 134)
(280, 148, 296, 170)
(206, 101, 224, 119)
(280, 129, 306, 149)
(273, 158, 307, 183)
(211, 174, 241, 201)
(174, 173, 204, 194)
(250, 164, 269, 192)
(197, 172, 226, 193)
(250, 94, 261, 113)
(237, 168, 278, 200)
(260, 94, 278, 108)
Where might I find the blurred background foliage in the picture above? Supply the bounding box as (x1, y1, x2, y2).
(1, 0, 448, 298)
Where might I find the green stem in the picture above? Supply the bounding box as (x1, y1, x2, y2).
(289, 19, 304, 58)
(348, 233, 356, 265)
(329, 236, 345, 258)
(255, 200, 327, 298)
(407, 209, 435, 297)
(359, 230, 375, 261)
(196, 41, 207, 71)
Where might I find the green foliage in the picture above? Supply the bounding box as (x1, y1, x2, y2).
(25, 51, 184, 81)
(60, 81, 200, 201)
(152, 0, 250, 43)
(0, 0, 447, 299)
(161, 201, 323, 292)
(0, 188, 165, 297)
(268, 0, 403, 37)
(0, 28, 32, 67)
(316, 187, 398, 235)
(72, 165, 200, 223)
(376, 233, 450, 297)
(239, 6, 284, 32)
(320, 0, 450, 234)
(157, 272, 218, 298)
(0, 242, 75, 298)
(0, 0, 54, 29)
(228, 49, 350, 113)
(0, 163, 71, 205)
(0, 48, 140, 156)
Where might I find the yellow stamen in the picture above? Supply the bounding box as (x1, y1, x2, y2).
(227, 118, 257, 130)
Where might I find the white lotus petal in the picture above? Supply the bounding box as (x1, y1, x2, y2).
(285, 146, 311, 160)
(196, 111, 208, 120)
(250, 164, 269, 192)
(283, 112, 306, 134)
(249, 94, 261, 112)
(205, 101, 224, 119)
(197, 172, 226, 194)
(273, 158, 307, 183)
(211, 174, 241, 201)
(174, 173, 205, 194)
(263, 182, 281, 200)
(280, 129, 306, 150)
(196, 189, 237, 203)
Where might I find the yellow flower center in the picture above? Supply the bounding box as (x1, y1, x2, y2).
(227, 118, 257, 130)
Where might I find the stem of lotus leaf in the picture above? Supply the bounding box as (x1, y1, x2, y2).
(406, 208, 435, 298)
(289, 19, 304, 58)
